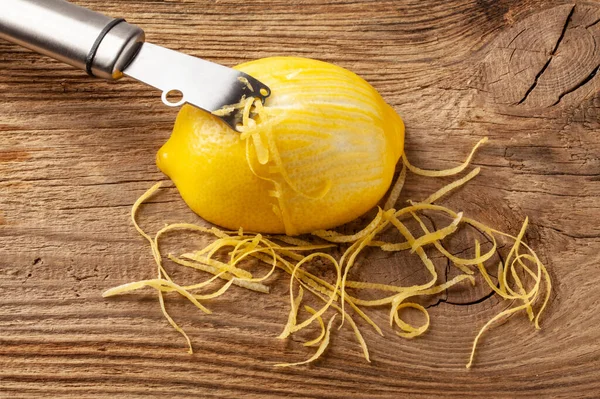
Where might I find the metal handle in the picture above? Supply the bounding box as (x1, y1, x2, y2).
(0, 0, 145, 80)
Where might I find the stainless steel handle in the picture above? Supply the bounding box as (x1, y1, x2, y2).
(0, 0, 145, 80)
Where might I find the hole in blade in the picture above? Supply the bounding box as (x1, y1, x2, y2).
(161, 89, 185, 107)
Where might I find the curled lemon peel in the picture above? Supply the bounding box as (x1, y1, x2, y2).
(283, 253, 341, 337)
(312, 208, 387, 243)
(129, 182, 196, 353)
(409, 211, 463, 253)
(279, 286, 305, 340)
(303, 305, 326, 347)
(384, 163, 407, 211)
(304, 280, 372, 362)
(402, 137, 488, 177)
(275, 314, 336, 367)
(421, 167, 481, 204)
(393, 303, 430, 338)
(237, 76, 254, 92)
(169, 255, 270, 294)
(105, 135, 551, 369)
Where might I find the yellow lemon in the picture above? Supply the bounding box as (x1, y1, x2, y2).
(157, 57, 404, 235)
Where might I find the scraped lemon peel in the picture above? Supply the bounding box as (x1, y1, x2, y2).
(242, 98, 333, 202)
(105, 137, 551, 368)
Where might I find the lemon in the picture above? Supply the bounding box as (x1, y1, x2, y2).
(157, 57, 404, 235)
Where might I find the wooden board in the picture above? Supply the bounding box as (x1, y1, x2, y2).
(1, 0, 599, 397)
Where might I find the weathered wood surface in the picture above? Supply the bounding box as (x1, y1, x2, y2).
(1, 0, 599, 397)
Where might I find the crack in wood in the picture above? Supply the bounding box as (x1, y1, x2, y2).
(533, 223, 600, 240)
(57, 199, 178, 211)
(445, 285, 497, 306)
(552, 64, 600, 106)
(586, 17, 600, 28)
(516, 4, 575, 105)
(506, 28, 527, 48)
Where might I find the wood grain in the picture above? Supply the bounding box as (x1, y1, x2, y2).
(1, 0, 599, 397)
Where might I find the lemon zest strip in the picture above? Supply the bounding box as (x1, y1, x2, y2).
(384, 164, 407, 211)
(303, 305, 326, 347)
(275, 315, 336, 367)
(402, 137, 488, 177)
(421, 167, 480, 204)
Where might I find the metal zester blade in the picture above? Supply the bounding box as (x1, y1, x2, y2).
(124, 43, 271, 129)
